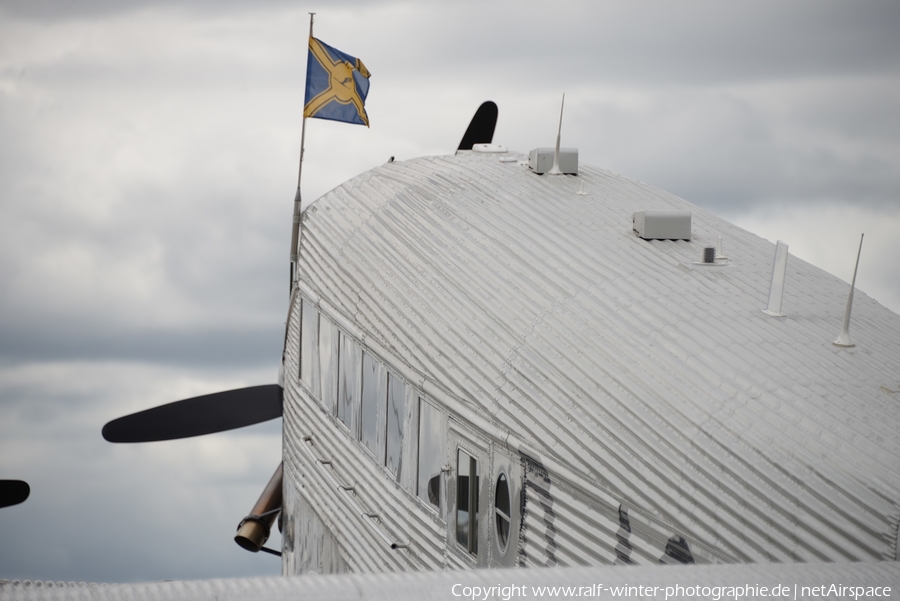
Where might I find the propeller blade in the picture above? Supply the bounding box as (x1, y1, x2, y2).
(102, 384, 283, 443)
(456, 101, 498, 152)
(0, 480, 30, 508)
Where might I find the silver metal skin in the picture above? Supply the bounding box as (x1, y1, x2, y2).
(282, 149, 900, 574)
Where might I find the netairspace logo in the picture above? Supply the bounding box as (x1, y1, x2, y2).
(450, 583, 894, 600)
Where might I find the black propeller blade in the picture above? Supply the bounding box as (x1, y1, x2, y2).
(456, 100, 498, 152)
(102, 384, 283, 443)
(0, 480, 30, 508)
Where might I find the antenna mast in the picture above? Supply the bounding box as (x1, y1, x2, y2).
(833, 233, 864, 348)
(289, 12, 315, 289)
(548, 93, 565, 176)
(763, 240, 789, 317)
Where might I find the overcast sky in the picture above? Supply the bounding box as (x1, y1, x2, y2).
(1, 0, 899, 584)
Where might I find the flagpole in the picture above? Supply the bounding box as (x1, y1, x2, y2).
(290, 12, 315, 288)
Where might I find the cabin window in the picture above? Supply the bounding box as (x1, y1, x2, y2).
(360, 352, 387, 462)
(299, 299, 319, 394)
(337, 332, 361, 436)
(494, 472, 511, 553)
(318, 316, 339, 414)
(417, 399, 443, 511)
(385, 374, 406, 480)
(456, 449, 479, 555)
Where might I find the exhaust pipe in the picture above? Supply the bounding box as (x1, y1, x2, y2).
(234, 462, 283, 554)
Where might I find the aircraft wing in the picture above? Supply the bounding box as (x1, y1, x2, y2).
(2, 562, 897, 600)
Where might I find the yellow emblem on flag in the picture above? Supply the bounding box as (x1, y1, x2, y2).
(303, 37, 371, 126)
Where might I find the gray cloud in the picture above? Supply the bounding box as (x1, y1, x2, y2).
(366, 1, 900, 85)
(0, 361, 282, 582)
(0, 326, 282, 367)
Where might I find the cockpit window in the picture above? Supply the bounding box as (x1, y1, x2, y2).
(318, 316, 338, 414)
(300, 299, 319, 394)
(360, 352, 386, 461)
(385, 374, 406, 480)
(337, 332, 361, 436)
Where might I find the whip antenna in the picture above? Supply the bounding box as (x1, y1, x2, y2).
(833, 233, 864, 348)
(548, 93, 565, 176)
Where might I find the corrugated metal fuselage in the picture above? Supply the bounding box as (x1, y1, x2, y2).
(280, 296, 723, 574)
(280, 151, 900, 574)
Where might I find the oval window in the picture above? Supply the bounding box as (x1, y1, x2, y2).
(494, 472, 511, 552)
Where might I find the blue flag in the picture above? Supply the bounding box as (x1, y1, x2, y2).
(304, 37, 371, 126)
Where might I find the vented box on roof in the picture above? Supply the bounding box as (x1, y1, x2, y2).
(633, 211, 691, 240)
(528, 148, 578, 175)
